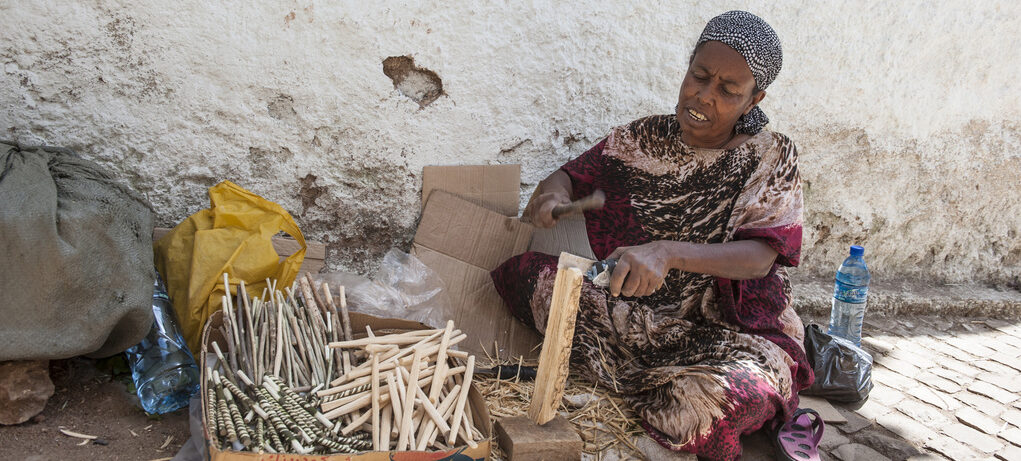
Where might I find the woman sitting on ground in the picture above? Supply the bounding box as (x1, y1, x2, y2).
(491, 11, 814, 461)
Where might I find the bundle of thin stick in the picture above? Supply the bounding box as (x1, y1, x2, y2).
(205, 271, 483, 455)
(205, 272, 368, 454)
(318, 320, 484, 452)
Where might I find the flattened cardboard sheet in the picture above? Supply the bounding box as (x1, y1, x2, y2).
(527, 215, 596, 260)
(412, 190, 541, 360)
(422, 164, 521, 217)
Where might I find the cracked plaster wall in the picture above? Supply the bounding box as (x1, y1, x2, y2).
(2, 1, 1019, 288)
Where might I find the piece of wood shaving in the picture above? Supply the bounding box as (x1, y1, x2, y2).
(59, 427, 97, 440)
(159, 435, 174, 450)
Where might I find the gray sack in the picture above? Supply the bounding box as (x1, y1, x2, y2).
(0, 141, 154, 360)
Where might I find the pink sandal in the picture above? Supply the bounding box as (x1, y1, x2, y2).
(774, 408, 824, 461)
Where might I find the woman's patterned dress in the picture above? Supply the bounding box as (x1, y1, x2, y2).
(492, 115, 814, 461)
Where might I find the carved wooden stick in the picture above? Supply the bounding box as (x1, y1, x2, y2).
(397, 349, 423, 450)
(370, 353, 380, 450)
(447, 355, 475, 445)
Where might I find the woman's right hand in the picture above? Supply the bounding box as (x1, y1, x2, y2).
(527, 192, 571, 228)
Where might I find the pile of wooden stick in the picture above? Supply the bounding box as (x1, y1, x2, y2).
(319, 320, 483, 451)
(205, 272, 366, 454)
(204, 272, 482, 455)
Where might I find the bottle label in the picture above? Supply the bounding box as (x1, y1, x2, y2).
(834, 284, 868, 303)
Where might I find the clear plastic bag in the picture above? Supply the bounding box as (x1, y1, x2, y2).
(801, 324, 874, 403)
(315, 249, 453, 328)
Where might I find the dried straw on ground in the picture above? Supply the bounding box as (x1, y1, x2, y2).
(474, 353, 643, 460)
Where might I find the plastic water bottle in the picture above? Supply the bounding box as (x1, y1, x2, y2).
(124, 270, 201, 414)
(827, 245, 871, 347)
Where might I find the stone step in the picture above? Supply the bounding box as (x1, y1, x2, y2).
(790, 276, 1021, 320)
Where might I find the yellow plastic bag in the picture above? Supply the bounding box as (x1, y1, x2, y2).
(154, 181, 306, 352)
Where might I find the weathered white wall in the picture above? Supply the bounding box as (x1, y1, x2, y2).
(2, 1, 1019, 288)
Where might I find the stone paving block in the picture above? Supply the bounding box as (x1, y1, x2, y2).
(925, 434, 983, 460)
(873, 368, 918, 391)
(948, 335, 1000, 357)
(944, 423, 1004, 453)
(984, 339, 1021, 358)
(862, 336, 895, 356)
(854, 430, 925, 460)
(991, 323, 1021, 339)
(877, 411, 938, 445)
(939, 357, 984, 377)
(835, 405, 874, 434)
(897, 399, 952, 426)
(997, 443, 1021, 461)
(820, 427, 850, 450)
(984, 319, 1013, 329)
(929, 365, 976, 386)
(1001, 409, 1021, 428)
(956, 407, 1005, 435)
(918, 338, 979, 363)
(905, 453, 951, 461)
(832, 443, 892, 461)
(977, 371, 1021, 393)
(990, 353, 1021, 372)
(799, 395, 848, 423)
(975, 360, 1018, 375)
(889, 346, 939, 369)
(956, 390, 1008, 418)
(908, 385, 956, 411)
(853, 397, 894, 422)
(970, 381, 1019, 404)
(877, 356, 922, 378)
(1000, 426, 1021, 447)
(856, 399, 893, 421)
(995, 333, 1021, 350)
(915, 371, 963, 394)
(871, 386, 907, 407)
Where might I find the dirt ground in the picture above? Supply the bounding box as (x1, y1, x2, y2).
(0, 358, 191, 461)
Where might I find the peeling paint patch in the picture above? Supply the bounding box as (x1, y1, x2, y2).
(382, 56, 443, 108)
(297, 173, 327, 214)
(267, 94, 296, 120)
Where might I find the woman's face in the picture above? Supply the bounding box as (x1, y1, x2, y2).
(676, 41, 765, 148)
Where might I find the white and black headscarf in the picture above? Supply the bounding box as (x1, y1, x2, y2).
(696, 11, 782, 134)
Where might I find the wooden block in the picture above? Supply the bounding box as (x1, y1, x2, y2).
(527, 253, 585, 424)
(495, 415, 582, 461)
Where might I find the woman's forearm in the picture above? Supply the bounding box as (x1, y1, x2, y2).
(537, 169, 573, 200)
(661, 239, 779, 280)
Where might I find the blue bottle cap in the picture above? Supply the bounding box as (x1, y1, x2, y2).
(849, 245, 864, 256)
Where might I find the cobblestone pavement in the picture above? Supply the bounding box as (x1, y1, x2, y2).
(630, 315, 1021, 461)
(747, 315, 1021, 461)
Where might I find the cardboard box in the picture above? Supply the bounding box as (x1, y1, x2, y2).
(421, 165, 521, 218)
(199, 310, 492, 461)
(412, 190, 541, 360)
(415, 165, 601, 361)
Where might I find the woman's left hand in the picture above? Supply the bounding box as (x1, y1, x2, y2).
(606, 242, 671, 297)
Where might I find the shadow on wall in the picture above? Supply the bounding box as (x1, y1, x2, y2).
(382, 56, 444, 108)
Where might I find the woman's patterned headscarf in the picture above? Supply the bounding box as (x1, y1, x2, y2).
(696, 11, 782, 134)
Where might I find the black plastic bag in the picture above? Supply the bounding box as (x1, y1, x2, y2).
(802, 324, 874, 403)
